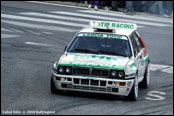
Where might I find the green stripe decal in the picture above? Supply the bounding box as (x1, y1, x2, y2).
(59, 63, 124, 70)
(143, 54, 149, 66)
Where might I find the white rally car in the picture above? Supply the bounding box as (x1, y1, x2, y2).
(51, 21, 150, 101)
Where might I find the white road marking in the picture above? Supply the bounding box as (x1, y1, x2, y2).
(25, 42, 52, 46)
(1, 14, 87, 27)
(150, 64, 173, 74)
(161, 67, 173, 74)
(51, 11, 171, 27)
(1, 34, 19, 38)
(145, 91, 166, 101)
(78, 10, 173, 23)
(10, 29, 24, 33)
(150, 64, 169, 71)
(1, 28, 13, 32)
(19, 12, 144, 28)
(26, 1, 173, 23)
(1, 20, 77, 32)
(19, 12, 90, 22)
(1, 28, 24, 33)
(26, 30, 41, 35)
(42, 32, 53, 34)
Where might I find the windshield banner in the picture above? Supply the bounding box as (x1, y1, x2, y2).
(78, 33, 128, 40)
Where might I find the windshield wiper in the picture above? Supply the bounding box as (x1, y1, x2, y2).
(97, 50, 127, 57)
(71, 48, 100, 54)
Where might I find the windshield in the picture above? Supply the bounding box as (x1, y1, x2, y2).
(67, 33, 132, 57)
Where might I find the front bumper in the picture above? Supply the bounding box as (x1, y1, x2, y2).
(51, 72, 135, 96)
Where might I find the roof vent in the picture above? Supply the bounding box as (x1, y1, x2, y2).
(94, 28, 115, 33)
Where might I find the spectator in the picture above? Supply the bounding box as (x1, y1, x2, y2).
(88, 1, 100, 10)
(100, 1, 111, 10)
(111, 1, 118, 11)
(125, 1, 134, 14)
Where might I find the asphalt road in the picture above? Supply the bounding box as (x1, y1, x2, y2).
(1, 1, 173, 115)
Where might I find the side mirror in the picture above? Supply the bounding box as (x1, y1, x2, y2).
(64, 46, 67, 52)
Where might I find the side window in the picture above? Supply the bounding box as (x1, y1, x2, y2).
(133, 32, 143, 50)
(130, 34, 139, 57)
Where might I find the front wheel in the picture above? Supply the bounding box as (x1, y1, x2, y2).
(51, 77, 58, 93)
(127, 74, 139, 101)
(139, 63, 150, 88)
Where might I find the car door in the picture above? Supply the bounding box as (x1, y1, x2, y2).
(129, 33, 142, 81)
(133, 32, 145, 79)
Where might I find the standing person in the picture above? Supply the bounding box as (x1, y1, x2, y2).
(100, 1, 111, 10)
(125, 1, 134, 14)
(111, 1, 118, 11)
(88, 1, 100, 10)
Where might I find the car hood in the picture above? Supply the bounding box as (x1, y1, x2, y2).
(58, 53, 130, 70)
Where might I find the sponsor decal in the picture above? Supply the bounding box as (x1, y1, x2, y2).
(59, 54, 125, 70)
(90, 21, 137, 30)
(82, 33, 122, 39)
(78, 33, 127, 40)
(74, 54, 117, 61)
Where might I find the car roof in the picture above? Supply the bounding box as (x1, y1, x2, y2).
(79, 26, 136, 36)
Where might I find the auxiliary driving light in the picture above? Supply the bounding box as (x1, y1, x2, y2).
(56, 77, 61, 80)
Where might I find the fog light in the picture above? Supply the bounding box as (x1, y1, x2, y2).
(56, 77, 61, 80)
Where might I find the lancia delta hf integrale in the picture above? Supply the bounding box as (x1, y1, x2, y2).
(51, 21, 150, 101)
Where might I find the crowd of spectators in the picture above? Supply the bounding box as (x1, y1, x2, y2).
(73, 1, 126, 12)
(70, 1, 173, 16)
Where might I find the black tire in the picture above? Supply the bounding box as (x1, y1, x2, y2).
(127, 74, 138, 101)
(51, 77, 57, 93)
(139, 63, 150, 88)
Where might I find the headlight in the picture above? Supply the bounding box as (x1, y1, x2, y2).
(57, 66, 72, 75)
(110, 70, 125, 79)
(65, 67, 72, 74)
(118, 71, 124, 78)
(58, 67, 64, 73)
(111, 71, 117, 77)
(110, 70, 117, 78)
